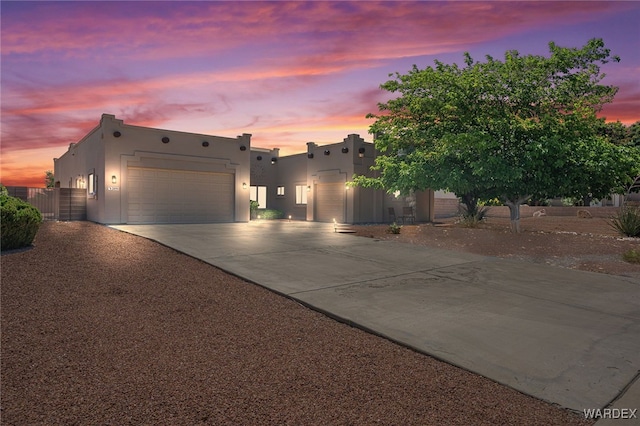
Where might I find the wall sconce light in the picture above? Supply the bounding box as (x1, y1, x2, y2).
(341, 147, 349, 154)
(242, 182, 247, 189)
(256, 155, 262, 161)
(113, 131, 121, 138)
(111, 175, 117, 184)
(240, 145, 247, 151)
(358, 147, 365, 158)
(162, 136, 170, 143)
(307, 185, 311, 192)
(271, 157, 278, 164)
(202, 141, 210, 147)
(345, 183, 350, 190)
(324, 150, 330, 155)
(307, 153, 314, 159)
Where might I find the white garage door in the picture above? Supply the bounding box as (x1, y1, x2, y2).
(315, 182, 345, 223)
(127, 167, 234, 224)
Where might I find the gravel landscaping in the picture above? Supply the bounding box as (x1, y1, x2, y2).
(354, 215, 640, 279)
(2, 221, 593, 425)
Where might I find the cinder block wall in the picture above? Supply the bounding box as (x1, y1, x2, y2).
(485, 206, 622, 218)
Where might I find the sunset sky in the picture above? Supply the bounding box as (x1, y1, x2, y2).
(2, 1, 639, 187)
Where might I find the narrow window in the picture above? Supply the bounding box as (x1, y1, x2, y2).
(277, 186, 285, 196)
(295, 185, 307, 205)
(250, 185, 268, 208)
(88, 173, 95, 195)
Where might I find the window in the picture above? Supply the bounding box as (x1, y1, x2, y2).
(295, 185, 307, 205)
(250, 185, 267, 208)
(277, 186, 285, 196)
(88, 172, 95, 195)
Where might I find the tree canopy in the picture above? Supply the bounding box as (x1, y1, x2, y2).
(45, 170, 55, 188)
(354, 39, 640, 231)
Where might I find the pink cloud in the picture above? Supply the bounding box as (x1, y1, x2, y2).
(4, 2, 631, 64)
(2, 1, 638, 187)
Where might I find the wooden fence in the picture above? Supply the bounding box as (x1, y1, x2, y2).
(5, 187, 86, 221)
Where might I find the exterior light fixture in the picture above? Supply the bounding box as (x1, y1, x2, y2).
(202, 141, 210, 147)
(242, 182, 247, 189)
(257, 155, 262, 161)
(324, 150, 330, 155)
(307, 153, 314, 159)
(271, 157, 278, 164)
(307, 186, 311, 192)
(111, 175, 117, 184)
(345, 183, 350, 190)
(113, 131, 121, 138)
(341, 147, 349, 153)
(162, 136, 170, 143)
(358, 147, 365, 158)
(240, 145, 247, 151)
(288, 215, 292, 222)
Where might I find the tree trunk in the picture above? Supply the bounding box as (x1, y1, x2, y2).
(505, 196, 529, 233)
(460, 193, 478, 215)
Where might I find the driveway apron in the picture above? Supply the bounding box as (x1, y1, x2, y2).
(111, 221, 640, 413)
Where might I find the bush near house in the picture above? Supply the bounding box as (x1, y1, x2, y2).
(256, 209, 284, 220)
(1, 185, 43, 251)
(249, 200, 260, 219)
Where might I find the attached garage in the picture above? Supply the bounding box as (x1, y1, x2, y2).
(315, 182, 345, 223)
(127, 167, 234, 224)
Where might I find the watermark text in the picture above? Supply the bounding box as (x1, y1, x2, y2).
(583, 408, 637, 420)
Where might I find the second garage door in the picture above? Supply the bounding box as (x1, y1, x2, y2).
(127, 167, 234, 224)
(315, 182, 345, 223)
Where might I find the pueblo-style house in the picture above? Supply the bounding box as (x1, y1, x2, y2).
(54, 114, 436, 225)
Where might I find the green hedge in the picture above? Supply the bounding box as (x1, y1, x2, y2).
(1, 192, 43, 251)
(256, 208, 284, 220)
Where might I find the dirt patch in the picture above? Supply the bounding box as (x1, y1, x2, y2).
(353, 215, 640, 279)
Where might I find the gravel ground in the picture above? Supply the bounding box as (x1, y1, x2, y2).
(1, 221, 593, 425)
(354, 216, 640, 279)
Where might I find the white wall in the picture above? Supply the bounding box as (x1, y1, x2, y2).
(54, 114, 251, 224)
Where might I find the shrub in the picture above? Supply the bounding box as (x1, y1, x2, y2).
(609, 207, 640, 238)
(622, 249, 640, 264)
(249, 200, 260, 219)
(458, 204, 487, 228)
(387, 222, 402, 234)
(1, 193, 43, 251)
(256, 208, 284, 220)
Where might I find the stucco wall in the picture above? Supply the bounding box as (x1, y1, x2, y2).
(305, 135, 379, 223)
(270, 153, 308, 220)
(54, 123, 104, 221)
(54, 114, 251, 224)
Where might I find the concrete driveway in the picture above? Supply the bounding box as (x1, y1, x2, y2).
(111, 220, 640, 414)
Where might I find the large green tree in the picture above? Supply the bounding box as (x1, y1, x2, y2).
(601, 120, 640, 147)
(355, 39, 640, 232)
